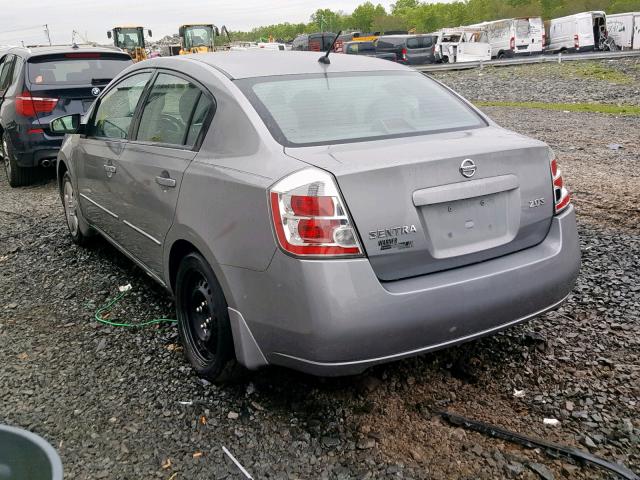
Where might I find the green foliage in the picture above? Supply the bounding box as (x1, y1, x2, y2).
(231, 0, 640, 41)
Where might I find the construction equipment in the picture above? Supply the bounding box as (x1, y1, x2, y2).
(107, 26, 152, 62)
(177, 24, 232, 54)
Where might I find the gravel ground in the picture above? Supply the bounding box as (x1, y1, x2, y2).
(1, 62, 639, 479)
(433, 58, 640, 106)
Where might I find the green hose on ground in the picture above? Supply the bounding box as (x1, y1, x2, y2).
(94, 285, 177, 328)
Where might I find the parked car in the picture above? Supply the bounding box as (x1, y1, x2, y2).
(291, 32, 337, 52)
(376, 34, 438, 65)
(468, 17, 545, 58)
(432, 28, 492, 63)
(547, 11, 608, 53)
(606, 12, 640, 50)
(342, 41, 397, 62)
(51, 51, 580, 381)
(0, 45, 133, 186)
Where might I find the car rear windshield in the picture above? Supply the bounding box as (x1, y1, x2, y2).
(236, 71, 486, 147)
(28, 54, 132, 86)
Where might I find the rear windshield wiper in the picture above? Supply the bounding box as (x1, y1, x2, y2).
(91, 78, 112, 85)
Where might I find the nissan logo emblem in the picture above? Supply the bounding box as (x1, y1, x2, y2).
(91, 87, 101, 97)
(460, 159, 477, 178)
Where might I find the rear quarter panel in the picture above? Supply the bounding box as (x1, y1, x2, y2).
(164, 61, 307, 298)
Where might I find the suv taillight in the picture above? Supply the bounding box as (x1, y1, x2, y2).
(551, 158, 570, 214)
(269, 169, 363, 257)
(15, 91, 58, 117)
(510, 37, 515, 50)
(574, 34, 580, 49)
(401, 47, 408, 61)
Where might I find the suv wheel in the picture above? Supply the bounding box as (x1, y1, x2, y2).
(175, 252, 241, 383)
(61, 172, 90, 245)
(2, 132, 36, 187)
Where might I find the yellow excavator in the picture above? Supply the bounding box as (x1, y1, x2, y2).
(177, 24, 231, 54)
(107, 26, 152, 62)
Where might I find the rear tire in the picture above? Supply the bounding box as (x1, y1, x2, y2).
(2, 132, 37, 187)
(175, 252, 242, 383)
(60, 172, 91, 246)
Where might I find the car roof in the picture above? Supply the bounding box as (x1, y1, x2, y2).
(3, 44, 129, 59)
(170, 50, 410, 79)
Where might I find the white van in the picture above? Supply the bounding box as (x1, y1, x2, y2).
(468, 17, 544, 58)
(433, 28, 492, 63)
(547, 11, 607, 52)
(606, 12, 640, 49)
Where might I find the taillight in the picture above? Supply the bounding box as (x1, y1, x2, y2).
(15, 91, 58, 117)
(574, 34, 579, 49)
(542, 33, 546, 46)
(401, 47, 408, 61)
(510, 37, 515, 50)
(551, 158, 570, 214)
(269, 169, 363, 257)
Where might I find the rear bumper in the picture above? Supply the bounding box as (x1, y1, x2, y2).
(223, 206, 580, 376)
(9, 128, 62, 167)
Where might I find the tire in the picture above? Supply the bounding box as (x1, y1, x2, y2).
(2, 132, 37, 187)
(60, 172, 91, 246)
(175, 252, 241, 383)
(497, 52, 505, 60)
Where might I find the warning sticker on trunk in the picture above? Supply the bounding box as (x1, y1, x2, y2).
(378, 237, 414, 251)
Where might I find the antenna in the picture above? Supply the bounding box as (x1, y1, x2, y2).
(318, 30, 341, 65)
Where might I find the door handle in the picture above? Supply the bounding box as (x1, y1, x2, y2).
(104, 164, 116, 177)
(155, 176, 176, 188)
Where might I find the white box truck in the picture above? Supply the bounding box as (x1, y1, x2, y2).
(468, 17, 544, 58)
(547, 11, 608, 52)
(606, 12, 640, 49)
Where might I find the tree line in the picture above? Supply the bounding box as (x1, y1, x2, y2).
(229, 0, 640, 42)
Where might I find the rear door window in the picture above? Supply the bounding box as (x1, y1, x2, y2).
(0, 55, 16, 92)
(135, 73, 209, 147)
(407, 36, 434, 49)
(28, 54, 132, 85)
(377, 37, 404, 49)
(90, 72, 152, 139)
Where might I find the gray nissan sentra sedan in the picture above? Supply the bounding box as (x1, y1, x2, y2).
(51, 51, 580, 381)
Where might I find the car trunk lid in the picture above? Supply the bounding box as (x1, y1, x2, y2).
(285, 126, 554, 281)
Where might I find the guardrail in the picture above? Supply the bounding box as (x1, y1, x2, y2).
(414, 49, 640, 73)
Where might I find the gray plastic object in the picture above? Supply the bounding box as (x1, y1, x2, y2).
(0, 425, 63, 480)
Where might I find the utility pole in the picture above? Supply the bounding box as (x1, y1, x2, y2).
(44, 24, 52, 46)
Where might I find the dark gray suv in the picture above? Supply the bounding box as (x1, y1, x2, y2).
(0, 45, 132, 186)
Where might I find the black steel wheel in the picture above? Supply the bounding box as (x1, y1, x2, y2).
(175, 252, 240, 382)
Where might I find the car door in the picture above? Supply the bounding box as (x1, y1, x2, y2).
(76, 71, 153, 238)
(108, 71, 214, 275)
(578, 15, 595, 48)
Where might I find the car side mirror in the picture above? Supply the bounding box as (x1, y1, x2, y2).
(107, 31, 112, 39)
(50, 114, 82, 135)
(148, 29, 153, 37)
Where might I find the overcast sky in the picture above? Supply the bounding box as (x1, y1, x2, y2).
(0, 0, 429, 46)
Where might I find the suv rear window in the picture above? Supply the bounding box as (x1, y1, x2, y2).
(237, 71, 486, 147)
(28, 54, 132, 85)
